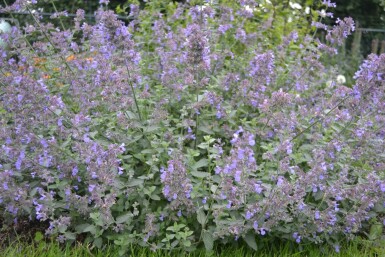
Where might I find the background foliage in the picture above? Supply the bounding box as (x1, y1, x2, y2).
(1, 0, 385, 256)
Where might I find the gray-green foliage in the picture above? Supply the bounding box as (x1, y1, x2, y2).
(1, 0, 385, 256)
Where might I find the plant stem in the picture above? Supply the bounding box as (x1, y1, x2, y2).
(124, 60, 142, 122)
(50, 0, 67, 31)
(194, 91, 199, 149)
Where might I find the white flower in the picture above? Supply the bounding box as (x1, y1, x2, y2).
(244, 5, 256, 13)
(319, 9, 326, 18)
(199, 0, 215, 10)
(289, 2, 302, 9)
(305, 7, 310, 14)
(336, 75, 346, 84)
(326, 80, 335, 88)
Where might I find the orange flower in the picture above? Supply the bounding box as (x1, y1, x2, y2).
(33, 57, 47, 66)
(66, 54, 76, 62)
(43, 74, 51, 79)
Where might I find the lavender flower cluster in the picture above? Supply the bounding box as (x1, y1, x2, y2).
(0, 0, 384, 253)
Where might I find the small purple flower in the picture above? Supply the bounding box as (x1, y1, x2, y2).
(216, 110, 222, 119)
(334, 245, 340, 253)
(168, 162, 174, 172)
(218, 24, 232, 34)
(245, 211, 253, 220)
(253, 221, 258, 230)
(286, 142, 293, 154)
(163, 185, 170, 197)
(72, 166, 78, 177)
(248, 134, 255, 146)
(322, 0, 337, 8)
(254, 183, 263, 194)
(380, 183, 385, 192)
(276, 176, 284, 186)
(17, 94, 23, 103)
(40, 139, 48, 148)
(15, 158, 22, 170)
(237, 149, 245, 160)
(234, 170, 242, 182)
(88, 184, 96, 192)
(315, 210, 320, 220)
(235, 28, 246, 42)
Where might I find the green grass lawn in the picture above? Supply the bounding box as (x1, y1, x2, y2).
(1, 238, 385, 257)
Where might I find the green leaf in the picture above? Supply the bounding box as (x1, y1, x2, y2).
(143, 125, 160, 133)
(75, 223, 91, 233)
(53, 109, 62, 115)
(83, 225, 97, 235)
(243, 232, 258, 251)
(202, 230, 214, 251)
(93, 237, 103, 249)
(198, 125, 214, 134)
(191, 171, 210, 178)
(150, 194, 161, 201)
(197, 209, 207, 226)
(126, 135, 143, 144)
(64, 232, 76, 241)
(127, 179, 144, 187)
(125, 111, 138, 120)
(373, 203, 385, 213)
(192, 158, 209, 171)
(90, 212, 100, 220)
(369, 224, 383, 240)
(34, 232, 44, 242)
(171, 240, 179, 248)
(313, 190, 324, 201)
(183, 240, 192, 247)
(116, 213, 132, 224)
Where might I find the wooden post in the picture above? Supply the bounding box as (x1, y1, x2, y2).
(371, 38, 379, 54)
(380, 40, 385, 54)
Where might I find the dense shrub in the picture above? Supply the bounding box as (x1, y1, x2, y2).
(1, 0, 385, 254)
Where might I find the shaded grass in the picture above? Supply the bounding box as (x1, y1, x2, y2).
(1, 238, 385, 257)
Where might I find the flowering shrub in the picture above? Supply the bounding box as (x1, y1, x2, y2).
(1, 0, 385, 254)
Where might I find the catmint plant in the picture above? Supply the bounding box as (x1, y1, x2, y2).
(0, 0, 384, 254)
